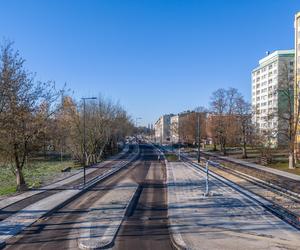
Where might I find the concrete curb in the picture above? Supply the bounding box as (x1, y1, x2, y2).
(77, 185, 140, 249)
(165, 159, 189, 250)
(0, 145, 140, 249)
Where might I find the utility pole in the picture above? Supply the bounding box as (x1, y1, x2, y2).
(197, 113, 201, 164)
(82, 97, 97, 186)
(204, 161, 209, 196)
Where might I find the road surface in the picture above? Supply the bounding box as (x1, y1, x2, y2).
(3, 144, 172, 250)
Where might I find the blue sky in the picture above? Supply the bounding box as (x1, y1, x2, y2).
(0, 0, 299, 126)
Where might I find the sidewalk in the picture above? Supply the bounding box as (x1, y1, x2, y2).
(0, 145, 130, 210)
(167, 161, 300, 250)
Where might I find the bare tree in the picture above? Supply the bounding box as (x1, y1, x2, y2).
(0, 41, 62, 191)
(210, 88, 239, 155)
(57, 95, 133, 166)
(236, 97, 252, 158)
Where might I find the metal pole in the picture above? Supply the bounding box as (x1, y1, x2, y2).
(197, 113, 201, 164)
(205, 161, 209, 196)
(83, 98, 86, 186)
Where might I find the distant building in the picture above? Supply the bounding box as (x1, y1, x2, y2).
(170, 115, 179, 143)
(154, 114, 172, 144)
(252, 50, 294, 147)
(171, 111, 207, 145)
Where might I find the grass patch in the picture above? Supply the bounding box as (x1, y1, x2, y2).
(24, 160, 74, 189)
(165, 154, 179, 162)
(0, 160, 74, 196)
(267, 162, 300, 176)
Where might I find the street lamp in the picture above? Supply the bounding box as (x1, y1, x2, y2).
(197, 113, 201, 164)
(82, 96, 97, 186)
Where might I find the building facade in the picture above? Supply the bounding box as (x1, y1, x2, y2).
(170, 115, 179, 143)
(252, 50, 294, 147)
(154, 114, 172, 144)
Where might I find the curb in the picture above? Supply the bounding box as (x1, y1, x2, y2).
(77, 184, 140, 249)
(0, 145, 140, 249)
(165, 159, 189, 250)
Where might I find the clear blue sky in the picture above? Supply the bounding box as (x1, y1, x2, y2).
(0, 0, 299, 126)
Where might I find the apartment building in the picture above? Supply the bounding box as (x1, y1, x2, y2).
(154, 114, 172, 144)
(252, 50, 294, 147)
(170, 115, 179, 143)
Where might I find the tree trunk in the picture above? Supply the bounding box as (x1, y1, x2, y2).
(16, 167, 27, 191)
(14, 143, 27, 191)
(289, 142, 295, 169)
(242, 139, 248, 159)
(222, 141, 227, 156)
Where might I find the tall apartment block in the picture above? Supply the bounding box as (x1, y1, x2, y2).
(154, 114, 172, 144)
(295, 12, 300, 147)
(252, 50, 294, 147)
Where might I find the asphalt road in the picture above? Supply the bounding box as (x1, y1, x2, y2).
(112, 148, 172, 250)
(3, 144, 172, 250)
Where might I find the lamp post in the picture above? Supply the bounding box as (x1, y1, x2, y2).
(197, 113, 201, 164)
(82, 97, 97, 186)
